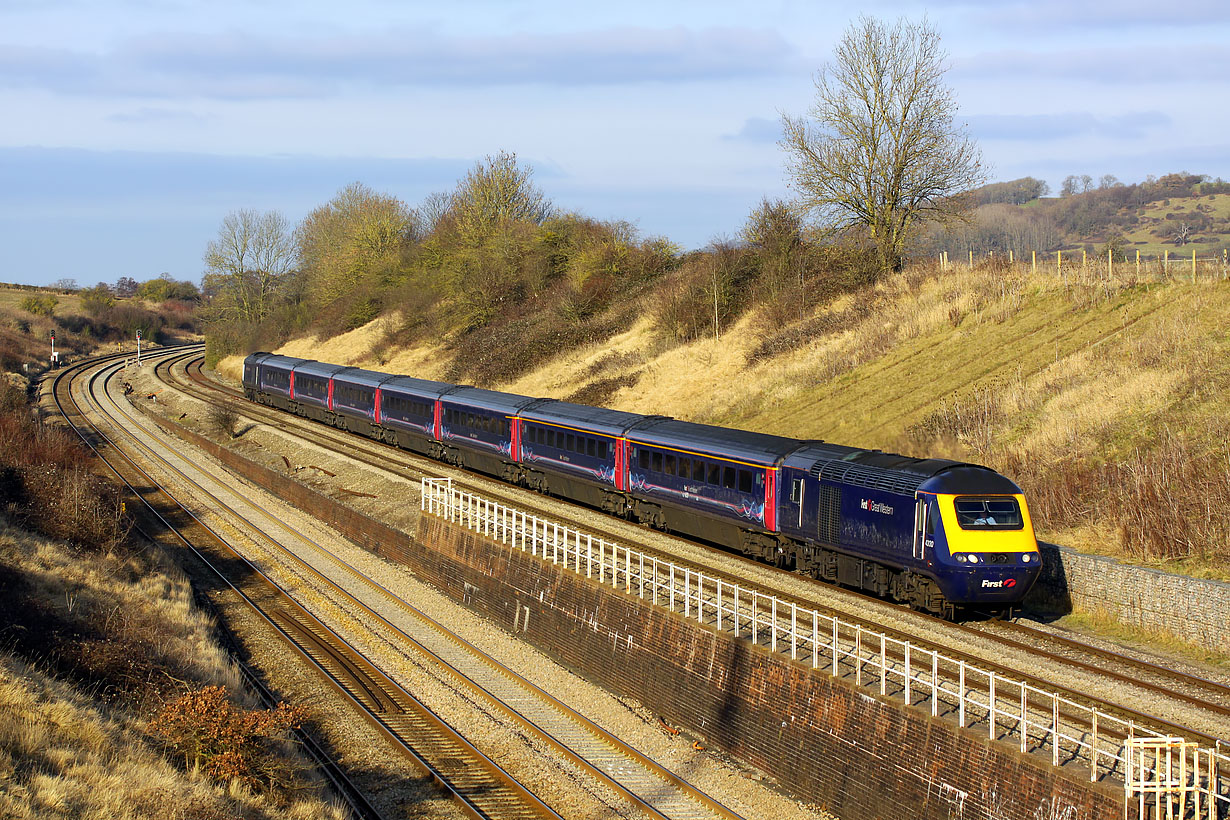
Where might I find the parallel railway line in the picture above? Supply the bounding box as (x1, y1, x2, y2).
(157, 350, 1230, 761)
(57, 350, 565, 820)
(66, 347, 748, 820)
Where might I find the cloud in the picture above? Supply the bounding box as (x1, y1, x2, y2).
(966, 111, 1172, 142)
(0, 25, 796, 99)
(0, 146, 474, 209)
(956, 44, 1230, 85)
(106, 106, 209, 124)
(971, 0, 1230, 31)
(723, 116, 782, 143)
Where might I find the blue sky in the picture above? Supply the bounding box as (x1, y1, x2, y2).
(2, 0, 1228, 287)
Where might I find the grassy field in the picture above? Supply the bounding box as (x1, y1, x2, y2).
(224, 261, 1230, 576)
(1120, 192, 1230, 257)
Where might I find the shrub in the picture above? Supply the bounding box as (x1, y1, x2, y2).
(0, 383, 127, 551)
(149, 686, 308, 792)
(208, 404, 239, 438)
(20, 293, 58, 316)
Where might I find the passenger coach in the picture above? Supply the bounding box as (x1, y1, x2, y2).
(242, 353, 1041, 617)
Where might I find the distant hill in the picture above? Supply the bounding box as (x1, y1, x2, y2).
(924, 173, 1230, 260)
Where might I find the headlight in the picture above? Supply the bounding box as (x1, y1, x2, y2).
(1021, 553, 1033, 563)
(967, 554, 980, 564)
(954, 554, 967, 563)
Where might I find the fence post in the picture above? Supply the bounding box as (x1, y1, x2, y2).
(1032, 250, 1036, 274)
(969, 249, 973, 269)
(1107, 248, 1112, 280)
(1136, 249, 1140, 277)
(1192, 248, 1197, 282)
(1165, 249, 1169, 275)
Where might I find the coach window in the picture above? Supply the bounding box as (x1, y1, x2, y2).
(723, 466, 736, 489)
(638, 449, 649, 469)
(566, 433, 575, 452)
(598, 440, 608, 459)
(676, 457, 689, 477)
(587, 438, 596, 457)
(652, 451, 663, 473)
(706, 462, 720, 485)
(739, 469, 753, 493)
(664, 454, 675, 475)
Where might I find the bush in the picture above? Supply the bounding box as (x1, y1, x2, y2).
(208, 404, 238, 438)
(0, 383, 127, 551)
(149, 686, 308, 792)
(20, 293, 58, 316)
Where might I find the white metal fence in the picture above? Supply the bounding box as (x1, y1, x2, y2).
(421, 477, 1229, 815)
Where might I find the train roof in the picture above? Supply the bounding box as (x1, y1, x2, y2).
(628, 418, 801, 466)
(380, 374, 457, 400)
(783, 441, 1020, 496)
(441, 385, 540, 415)
(292, 360, 352, 379)
(330, 366, 398, 388)
(254, 353, 311, 371)
(517, 399, 653, 437)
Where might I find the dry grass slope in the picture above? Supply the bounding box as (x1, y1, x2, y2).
(0, 520, 346, 820)
(235, 261, 1230, 576)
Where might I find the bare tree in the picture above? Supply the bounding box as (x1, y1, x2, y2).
(418, 190, 456, 234)
(203, 209, 296, 323)
(780, 16, 984, 274)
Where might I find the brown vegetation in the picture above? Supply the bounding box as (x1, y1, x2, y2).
(150, 686, 310, 792)
(0, 384, 342, 818)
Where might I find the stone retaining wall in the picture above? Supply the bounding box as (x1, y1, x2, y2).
(1028, 543, 1230, 655)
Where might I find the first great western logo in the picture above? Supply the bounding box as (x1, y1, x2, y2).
(859, 498, 894, 515)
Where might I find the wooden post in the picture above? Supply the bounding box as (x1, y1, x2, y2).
(1057, 250, 1061, 276)
(1009, 249, 1014, 264)
(1136, 249, 1140, 277)
(969, 249, 973, 269)
(1032, 250, 1036, 275)
(1164, 249, 1169, 275)
(1108, 248, 1112, 279)
(1192, 248, 1197, 281)
(1082, 248, 1087, 270)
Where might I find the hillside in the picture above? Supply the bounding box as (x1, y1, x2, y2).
(220, 260, 1230, 578)
(929, 173, 1230, 261)
(0, 281, 201, 387)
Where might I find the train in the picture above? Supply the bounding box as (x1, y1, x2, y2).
(242, 352, 1041, 617)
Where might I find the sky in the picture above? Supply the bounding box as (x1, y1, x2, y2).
(2, 1, 1228, 287)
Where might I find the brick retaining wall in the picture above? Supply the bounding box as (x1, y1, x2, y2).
(409, 517, 1122, 820)
(151, 416, 1122, 820)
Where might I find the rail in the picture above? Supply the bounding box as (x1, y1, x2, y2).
(422, 477, 1230, 817)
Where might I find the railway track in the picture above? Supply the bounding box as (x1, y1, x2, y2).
(157, 350, 1230, 758)
(74, 347, 748, 820)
